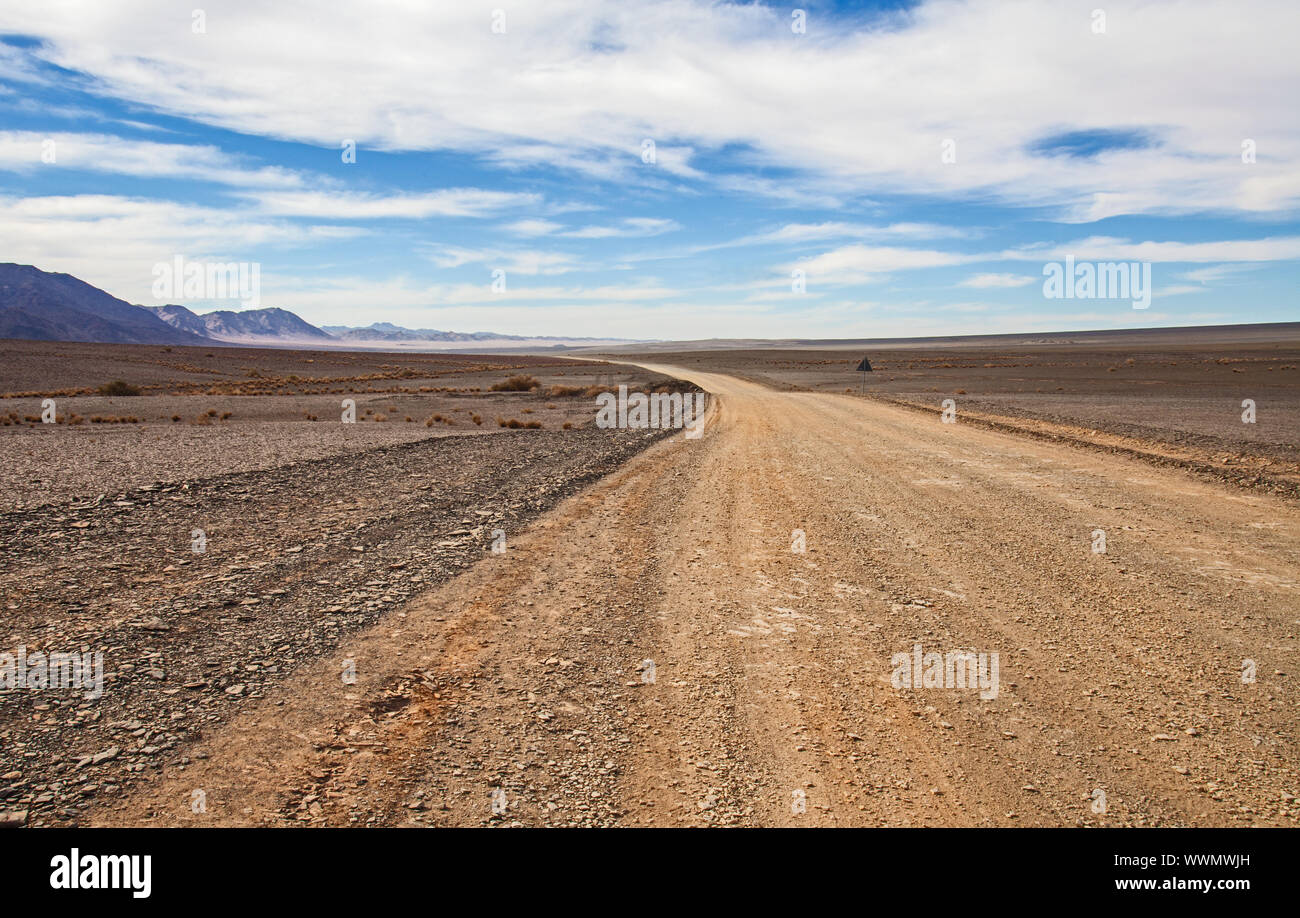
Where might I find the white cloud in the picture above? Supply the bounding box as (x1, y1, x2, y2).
(247, 188, 538, 219)
(793, 244, 979, 285)
(0, 131, 305, 188)
(422, 245, 581, 275)
(1013, 236, 1300, 264)
(738, 221, 971, 247)
(0, 194, 360, 303)
(270, 274, 685, 328)
(562, 217, 679, 238)
(503, 218, 564, 236)
(784, 234, 1300, 288)
(3, 0, 1296, 217)
(1179, 264, 1261, 284)
(960, 272, 1034, 288)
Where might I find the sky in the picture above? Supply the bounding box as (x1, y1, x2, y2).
(0, 0, 1297, 340)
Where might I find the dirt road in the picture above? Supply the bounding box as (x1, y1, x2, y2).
(97, 366, 1300, 827)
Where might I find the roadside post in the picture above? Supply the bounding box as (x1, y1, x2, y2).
(856, 355, 873, 395)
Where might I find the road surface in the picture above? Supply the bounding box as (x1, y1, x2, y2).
(99, 366, 1300, 827)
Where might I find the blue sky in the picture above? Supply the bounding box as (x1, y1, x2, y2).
(0, 0, 1297, 339)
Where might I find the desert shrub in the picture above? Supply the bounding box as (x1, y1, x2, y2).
(471, 414, 482, 425)
(98, 380, 142, 396)
(490, 375, 540, 392)
(546, 384, 584, 397)
(562, 421, 573, 430)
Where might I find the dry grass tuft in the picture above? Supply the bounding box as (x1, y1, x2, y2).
(490, 375, 540, 392)
(97, 380, 142, 396)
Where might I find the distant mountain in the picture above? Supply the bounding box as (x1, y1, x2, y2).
(0, 264, 630, 349)
(147, 304, 335, 343)
(322, 322, 518, 343)
(144, 304, 210, 338)
(321, 322, 618, 345)
(0, 264, 208, 345)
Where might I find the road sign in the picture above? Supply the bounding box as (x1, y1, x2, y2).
(856, 356, 873, 394)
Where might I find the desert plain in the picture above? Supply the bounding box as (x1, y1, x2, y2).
(1, 325, 1298, 827)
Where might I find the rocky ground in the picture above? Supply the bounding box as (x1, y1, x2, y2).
(0, 340, 710, 827)
(80, 364, 1300, 828)
(0, 339, 691, 511)
(0, 388, 688, 826)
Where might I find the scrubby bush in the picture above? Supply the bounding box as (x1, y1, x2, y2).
(546, 384, 584, 397)
(97, 380, 142, 396)
(490, 375, 540, 392)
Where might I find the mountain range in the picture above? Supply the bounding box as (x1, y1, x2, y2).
(146, 304, 335, 344)
(320, 322, 542, 343)
(0, 264, 207, 345)
(0, 264, 630, 349)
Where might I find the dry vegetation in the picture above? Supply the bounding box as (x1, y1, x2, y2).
(0, 339, 702, 507)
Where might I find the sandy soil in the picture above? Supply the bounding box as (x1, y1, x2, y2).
(91, 365, 1299, 827)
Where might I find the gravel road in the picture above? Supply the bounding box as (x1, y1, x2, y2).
(89, 366, 1299, 827)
